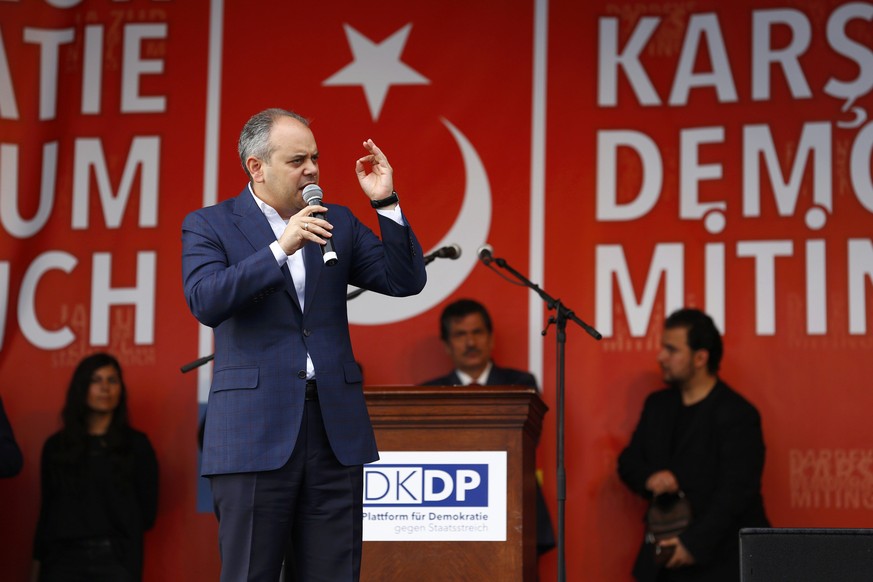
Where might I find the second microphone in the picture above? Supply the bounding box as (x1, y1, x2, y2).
(302, 184, 338, 266)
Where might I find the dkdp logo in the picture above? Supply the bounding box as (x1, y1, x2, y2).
(364, 464, 489, 507)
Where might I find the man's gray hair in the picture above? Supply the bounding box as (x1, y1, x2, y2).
(238, 108, 309, 180)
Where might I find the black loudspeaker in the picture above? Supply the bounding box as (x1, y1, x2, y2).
(740, 527, 873, 582)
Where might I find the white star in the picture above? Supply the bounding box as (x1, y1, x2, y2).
(323, 23, 429, 121)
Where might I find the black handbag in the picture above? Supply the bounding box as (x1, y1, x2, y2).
(646, 490, 692, 564)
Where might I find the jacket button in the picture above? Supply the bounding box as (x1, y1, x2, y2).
(297, 370, 306, 379)
(303, 329, 311, 337)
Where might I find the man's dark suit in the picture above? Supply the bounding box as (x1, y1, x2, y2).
(421, 364, 556, 555)
(420, 365, 537, 388)
(182, 187, 426, 579)
(618, 380, 769, 582)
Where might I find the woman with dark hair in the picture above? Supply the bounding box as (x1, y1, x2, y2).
(32, 353, 159, 582)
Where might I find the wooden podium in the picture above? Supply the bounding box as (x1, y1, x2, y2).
(361, 385, 547, 581)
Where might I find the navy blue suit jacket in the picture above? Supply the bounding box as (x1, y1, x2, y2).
(182, 188, 426, 474)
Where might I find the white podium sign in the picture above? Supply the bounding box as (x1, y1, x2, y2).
(362, 450, 507, 541)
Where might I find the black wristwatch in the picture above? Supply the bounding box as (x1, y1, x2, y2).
(370, 191, 399, 209)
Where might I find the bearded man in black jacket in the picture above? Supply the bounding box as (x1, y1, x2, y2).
(618, 308, 770, 582)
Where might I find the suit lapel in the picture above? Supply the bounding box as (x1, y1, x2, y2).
(232, 189, 274, 250)
(231, 189, 301, 312)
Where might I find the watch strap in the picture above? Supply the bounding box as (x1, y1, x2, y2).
(370, 191, 399, 209)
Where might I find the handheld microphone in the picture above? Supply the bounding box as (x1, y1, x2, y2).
(302, 184, 338, 266)
(427, 244, 462, 260)
(477, 244, 493, 265)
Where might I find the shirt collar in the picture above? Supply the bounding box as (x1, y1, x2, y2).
(248, 183, 285, 223)
(456, 361, 493, 386)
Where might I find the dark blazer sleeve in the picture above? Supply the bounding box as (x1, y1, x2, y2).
(346, 211, 426, 297)
(0, 396, 23, 478)
(617, 390, 675, 498)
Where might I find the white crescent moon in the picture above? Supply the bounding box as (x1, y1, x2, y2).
(347, 117, 491, 325)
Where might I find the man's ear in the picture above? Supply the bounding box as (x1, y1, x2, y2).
(693, 348, 710, 371)
(246, 157, 263, 182)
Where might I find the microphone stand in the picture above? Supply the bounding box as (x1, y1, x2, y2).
(182, 249, 451, 371)
(482, 253, 600, 582)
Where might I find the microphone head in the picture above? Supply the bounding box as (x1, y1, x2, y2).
(302, 184, 324, 205)
(443, 244, 462, 260)
(477, 244, 493, 261)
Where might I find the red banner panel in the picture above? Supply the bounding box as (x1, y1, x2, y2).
(1, 1, 871, 580)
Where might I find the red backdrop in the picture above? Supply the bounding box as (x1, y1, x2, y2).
(1, 1, 872, 580)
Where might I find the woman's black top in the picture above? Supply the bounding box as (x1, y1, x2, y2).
(33, 427, 158, 581)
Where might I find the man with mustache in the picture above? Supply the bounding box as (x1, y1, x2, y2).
(421, 299, 537, 388)
(421, 298, 555, 556)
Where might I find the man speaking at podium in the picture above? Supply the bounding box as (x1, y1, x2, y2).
(421, 298, 556, 556)
(182, 108, 426, 581)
